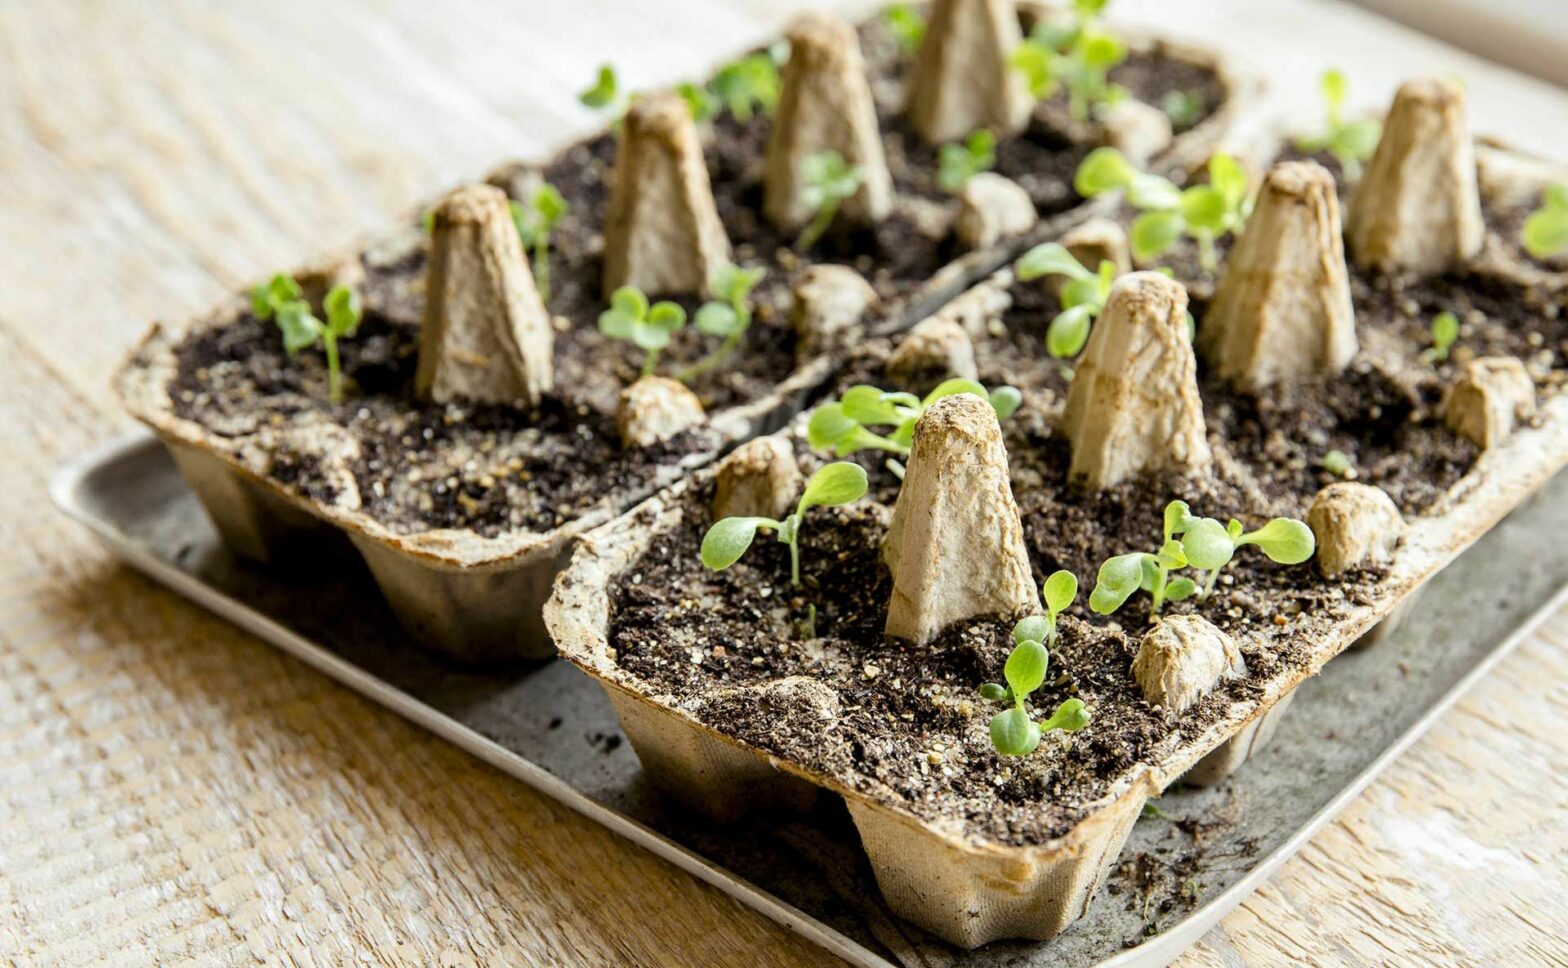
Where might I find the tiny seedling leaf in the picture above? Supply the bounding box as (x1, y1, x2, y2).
(1013, 615, 1051, 646)
(798, 461, 869, 510)
(1130, 210, 1185, 261)
(1040, 697, 1091, 733)
(990, 707, 1043, 757)
(1074, 147, 1136, 197)
(1043, 570, 1078, 618)
(1017, 242, 1093, 282)
(700, 517, 775, 570)
(1090, 553, 1147, 614)
(1004, 639, 1049, 698)
(1238, 518, 1317, 565)
(1180, 517, 1235, 572)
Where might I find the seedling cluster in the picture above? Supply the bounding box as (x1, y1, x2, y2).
(1522, 183, 1568, 260)
(1294, 69, 1382, 180)
(1090, 500, 1315, 621)
(1010, 0, 1128, 122)
(937, 130, 997, 192)
(796, 151, 867, 250)
(808, 379, 1022, 474)
(1075, 149, 1251, 273)
(509, 183, 569, 304)
(252, 274, 362, 405)
(978, 571, 1092, 756)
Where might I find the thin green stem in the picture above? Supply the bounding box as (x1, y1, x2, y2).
(324, 334, 343, 404)
(1196, 232, 1217, 275)
(789, 537, 801, 586)
(1148, 565, 1168, 621)
(1201, 567, 1221, 600)
(676, 327, 744, 383)
(640, 349, 659, 378)
(796, 199, 839, 251)
(534, 240, 552, 304)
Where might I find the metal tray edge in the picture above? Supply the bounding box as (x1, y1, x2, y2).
(49, 430, 1568, 968)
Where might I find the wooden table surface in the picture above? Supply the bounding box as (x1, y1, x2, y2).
(3, 1, 1567, 964)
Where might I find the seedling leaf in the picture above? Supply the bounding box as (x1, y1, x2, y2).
(799, 461, 869, 510)
(1237, 518, 1316, 564)
(700, 516, 775, 570)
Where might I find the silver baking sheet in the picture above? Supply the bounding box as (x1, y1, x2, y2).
(51, 431, 1568, 968)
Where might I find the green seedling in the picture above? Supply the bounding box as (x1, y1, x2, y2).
(1015, 243, 1118, 358)
(1421, 310, 1460, 364)
(1074, 148, 1251, 274)
(710, 52, 782, 122)
(1294, 69, 1382, 181)
(252, 274, 361, 405)
(597, 286, 688, 378)
(883, 3, 926, 55)
(1015, 244, 1194, 358)
(509, 183, 569, 305)
(1162, 90, 1204, 130)
(677, 262, 767, 381)
(701, 461, 869, 587)
(807, 379, 1023, 475)
(796, 150, 866, 251)
(937, 129, 998, 193)
(977, 576, 1092, 757)
(1010, 0, 1127, 122)
(1178, 514, 1316, 600)
(1522, 183, 1568, 260)
(677, 81, 721, 124)
(1320, 449, 1353, 478)
(1090, 500, 1201, 622)
(579, 63, 625, 116)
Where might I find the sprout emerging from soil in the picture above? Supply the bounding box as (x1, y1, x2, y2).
(711, 51, 783, 122)
(978, 572, 1092, 757)
(1179, 514, 1316, 600)
(1090, 500, 1200, 621)
(1162, 90, 1204, 129)
(796, 150, 867, 250)
(701, 460, 869, 587)
(1294, 69, 1382, 181)
(883, 3, 926, 56)
(1522, 183, 1568, 259)
(807, 379, 1022, 474)
(1091, 500, 1316, 620)
(1320, 449, 1354, 478)
(509, 183, 569, 304)
(1017, 243, 1118, 358)
(1010, 0, 1128, 122)
(252, 274, 361, 405)
(598, 286, 688, 378)
(677, 262, 767, 381)
(579, 64, 624, 115)
(1016, 243, 1192, 358)
(1075, 148, 1252, 273)
(1421, 310, 1460, 364)
(937, 130, 997, 193)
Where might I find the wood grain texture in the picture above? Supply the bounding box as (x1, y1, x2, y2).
(0, 1, 1565, 965)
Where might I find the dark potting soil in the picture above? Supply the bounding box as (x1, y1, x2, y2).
(604, 151, 1568, 850)
(606, 418, 1381, 847)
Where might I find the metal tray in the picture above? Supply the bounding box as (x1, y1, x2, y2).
(51, 431, 1568, 968)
